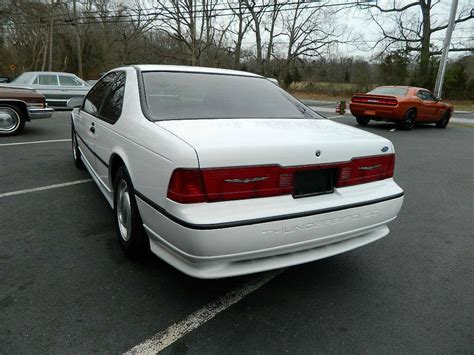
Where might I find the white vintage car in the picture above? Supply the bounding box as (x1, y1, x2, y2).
(70, 65, 404, 279)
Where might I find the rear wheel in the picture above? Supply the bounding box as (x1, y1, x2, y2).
(71, 128, 85, 169)
(114, 166, 150, 258)
(356, 116, 370, 126)
(400, 109, 416, 130)
(436, 110, 450, 128)
(0, 104, 25, 136)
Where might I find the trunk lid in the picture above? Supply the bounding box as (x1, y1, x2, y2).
(156, 118, 393, 167)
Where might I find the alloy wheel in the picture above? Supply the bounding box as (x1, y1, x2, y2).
(0, 108, 20, 133)
(116, 179, 132, 242)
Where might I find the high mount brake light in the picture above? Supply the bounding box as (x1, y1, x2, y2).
(167, 154, 395, 203)
(352, 97, 398, 106)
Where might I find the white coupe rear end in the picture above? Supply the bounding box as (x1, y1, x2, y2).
(71, 65, 403, 278)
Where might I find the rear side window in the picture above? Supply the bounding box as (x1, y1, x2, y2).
(59, 75, 83, 86)
(368, 87, 408, 96)
(83, 72, 118, 116)
(417, 90, 436, 101)
(98, 72, 126, 123)
(36, 75, 59, 86)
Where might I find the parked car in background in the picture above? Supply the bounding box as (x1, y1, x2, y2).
(7, 71, 91, 108)
(70, 65, 404, 279)
(0, 86, 53, 136)
(349, 86, 453, 130)
(0, 76, 10, 83)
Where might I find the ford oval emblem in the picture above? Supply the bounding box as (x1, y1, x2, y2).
(381, 146, 389, 152)
(315, 150, 321, 157)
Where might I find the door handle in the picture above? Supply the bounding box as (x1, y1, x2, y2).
(90, 126, 95, 133)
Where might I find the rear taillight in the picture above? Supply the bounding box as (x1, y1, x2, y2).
(335, 154, 395, 187)
(167, 169, 206, 203)
(167, 154, 395, 203)
(352, 97, 398, 106)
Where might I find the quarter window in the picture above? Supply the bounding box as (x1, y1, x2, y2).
(82, 72, 118, 116)
(98, 72, 126, 123)
(417, 90, 436, 101)
(59, 75, 83, 86)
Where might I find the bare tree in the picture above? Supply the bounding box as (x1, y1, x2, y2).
(228, 0, 251, 69)
(281, 1, 345, 84)
(242, 0, 272, 74)
(362, 0, 473, 87)
(263, 0, 283, 75)
(155, 0, 220, 65)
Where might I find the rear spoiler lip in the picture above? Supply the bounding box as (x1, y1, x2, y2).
(351, 93, 398, 99)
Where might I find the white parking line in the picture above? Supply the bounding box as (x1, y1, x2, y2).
(0, 179, 92, 198)
(0, 138, 71, 147)
(125, 269, 284, 354)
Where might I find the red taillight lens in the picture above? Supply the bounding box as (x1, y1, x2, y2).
(167, 154, 395, 203)
(167, 169, 206, 203)
(335, 154, 395, 187)
(202, 166, 293, 202)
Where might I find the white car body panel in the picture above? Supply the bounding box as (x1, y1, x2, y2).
(72, 65, 404, 278)
(157, 118, 394, 167)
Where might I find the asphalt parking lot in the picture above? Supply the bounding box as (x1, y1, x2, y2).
(1, 111, 473, 353)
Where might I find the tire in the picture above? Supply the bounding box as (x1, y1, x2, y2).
(71, 127, 85, 169)
(400, 109, 416, 130)
(436, 110, 451, 128)
(114, 166, 150, 258)
(0, 104, 25, 136)
(356, 116, 370, 126)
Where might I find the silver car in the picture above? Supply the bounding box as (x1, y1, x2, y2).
(9, 71, 91, 108)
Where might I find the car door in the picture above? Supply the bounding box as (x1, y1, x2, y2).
(58, 75, 90, 101)
(31, 74, 62, 103)
(93, 71, 126, 189)
(75, 72, 118, 174)
(417, 90, 438, 121)
(423, 90, 443, 121)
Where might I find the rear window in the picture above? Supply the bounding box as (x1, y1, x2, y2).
(11, 72, 35, 84)
(368, 87, 408, 96)
(59, 75, 83, 86)
(141, 72, 316, 120)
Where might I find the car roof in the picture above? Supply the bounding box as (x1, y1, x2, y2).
(376, 85, 428, 91)
(22, 71, 78, 76)
(133, 65, 262, 78)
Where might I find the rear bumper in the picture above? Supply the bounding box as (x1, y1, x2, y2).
(349, 103, 403, 121)
(28, 107, 54, 119)
(137, 191, 404, 279)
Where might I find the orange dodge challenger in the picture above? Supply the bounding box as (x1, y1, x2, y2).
(349, 86, 453, 130)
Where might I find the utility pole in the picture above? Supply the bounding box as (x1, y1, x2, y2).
(73, 0, 83, 78)
(434, 0, 458, 99)
(48, 2, 54, 71)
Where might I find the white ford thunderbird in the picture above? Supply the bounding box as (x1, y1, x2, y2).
(70, 65, 404, 278)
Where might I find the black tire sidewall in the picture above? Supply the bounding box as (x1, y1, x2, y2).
(356, 116, 370, 126)
(0, 104, 25, 136)
(71, 127, 85, 168)
(401, 109, 416, 130)
(436, 111, 450, 128)
(113, 166, 149, 258)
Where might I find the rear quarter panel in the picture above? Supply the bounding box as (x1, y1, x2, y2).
(92, 67, 199, 210)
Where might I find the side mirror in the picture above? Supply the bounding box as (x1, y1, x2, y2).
(67, 97, 84, 109)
